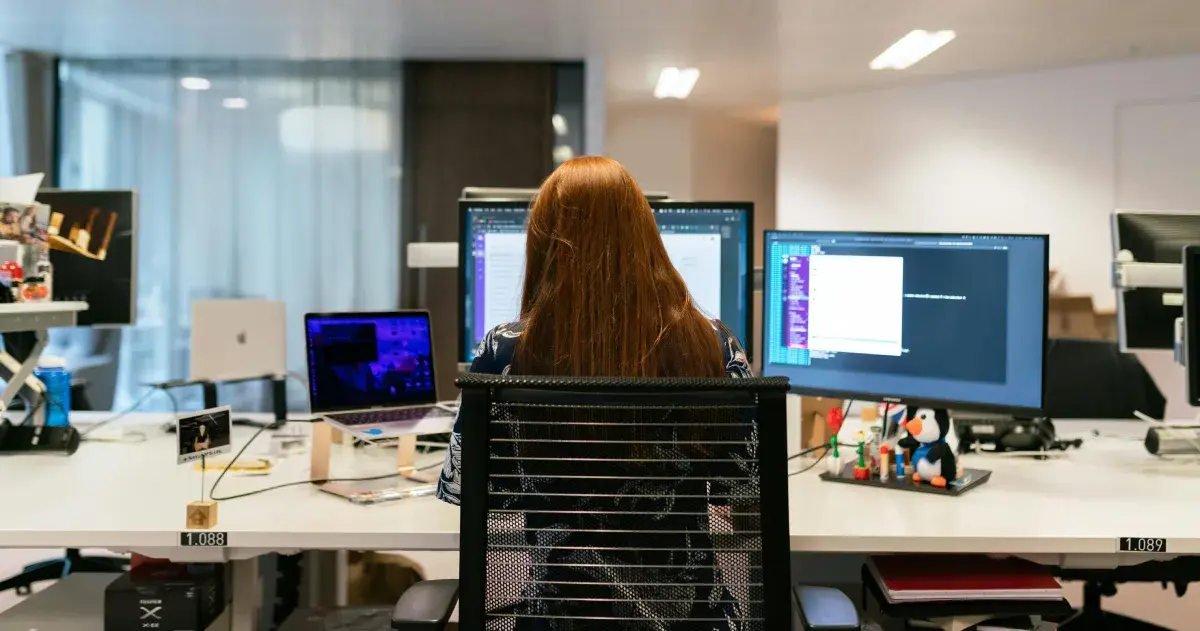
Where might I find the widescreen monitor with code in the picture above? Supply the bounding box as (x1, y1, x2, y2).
(762, 231, 1048, 414)
(459, 201, 753, 362)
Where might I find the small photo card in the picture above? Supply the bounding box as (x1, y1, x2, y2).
(177, 405, 233, 465)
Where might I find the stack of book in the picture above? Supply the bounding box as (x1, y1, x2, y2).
(865, 554, 1066, 630)
(868, 554, 1063, 604)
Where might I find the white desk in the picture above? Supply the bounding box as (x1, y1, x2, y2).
(0, 412, 460, 560)
(0, 414, 1193, 629)
(1, 416, 1192, 558)
(789, 420, 1200, 559)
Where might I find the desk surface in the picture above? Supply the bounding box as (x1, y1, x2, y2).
(0, 415, 1193, 559)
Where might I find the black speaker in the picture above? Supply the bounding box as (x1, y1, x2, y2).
(0, 421, 80, 455)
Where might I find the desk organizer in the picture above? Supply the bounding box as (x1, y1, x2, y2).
(819, 462, 991, 496)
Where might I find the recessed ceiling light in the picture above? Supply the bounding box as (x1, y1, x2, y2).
(654, 67, 700, 100)
(222, 97, 248, 110)
(870, 30, 956, 70)
(180, 77, 211, 91)
(552, 113, 568, 136)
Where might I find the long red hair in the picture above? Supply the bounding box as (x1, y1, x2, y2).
(513, 156, 724, 378)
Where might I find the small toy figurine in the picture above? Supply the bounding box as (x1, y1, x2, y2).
(853, 431, 870, 480)
(879, 444, 891, 482)
(827, 406, 845, 434)
(826, 434, 841, 475)
(898, 407, 958, 488)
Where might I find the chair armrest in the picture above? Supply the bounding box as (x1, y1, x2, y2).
(391, 579, 460, 631)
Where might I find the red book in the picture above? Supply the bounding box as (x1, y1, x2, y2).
(868, 554, 1062, 603)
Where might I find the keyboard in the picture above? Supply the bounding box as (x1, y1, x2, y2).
(327, 406, 437, 426)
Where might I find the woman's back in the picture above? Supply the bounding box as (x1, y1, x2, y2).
(436, 156, 755, 628)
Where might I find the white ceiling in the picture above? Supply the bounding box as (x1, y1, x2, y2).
(3, 0, 1200, 107)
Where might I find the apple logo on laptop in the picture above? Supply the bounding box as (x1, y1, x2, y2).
(236, 331, 247, 345)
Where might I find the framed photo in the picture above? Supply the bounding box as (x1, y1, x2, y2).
(176, 405, 233, 465)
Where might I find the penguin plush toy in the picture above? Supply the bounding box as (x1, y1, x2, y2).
(898, 407, 957, 488)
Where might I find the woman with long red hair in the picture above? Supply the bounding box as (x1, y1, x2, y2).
(436, 156, 754, 628)
(437, 155, 751, 504)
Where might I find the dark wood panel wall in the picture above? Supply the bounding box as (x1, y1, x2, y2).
(401, 62, 556, 397)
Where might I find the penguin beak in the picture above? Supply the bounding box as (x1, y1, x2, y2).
(906, 418, 923, 436)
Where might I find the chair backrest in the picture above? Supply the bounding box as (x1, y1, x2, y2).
(1045, 338, 1165, 419)
(456, 374, 792, 631)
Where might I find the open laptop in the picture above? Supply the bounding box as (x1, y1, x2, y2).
(190, 299, 287, 382)
(304, 310, 453, 438)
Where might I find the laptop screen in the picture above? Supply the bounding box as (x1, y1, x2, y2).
(305, 312, 437, 413)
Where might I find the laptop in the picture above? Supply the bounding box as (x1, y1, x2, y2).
(304, 310, 453, 438)
(190, 299, 287, 382)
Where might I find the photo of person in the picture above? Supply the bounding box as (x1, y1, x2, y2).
(176, 406, 233, 464)
(0, 205, 21, 240)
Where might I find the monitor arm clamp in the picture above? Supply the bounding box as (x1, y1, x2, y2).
(1113, 250, 1188, 367)
(1112, 250, 1182, 290)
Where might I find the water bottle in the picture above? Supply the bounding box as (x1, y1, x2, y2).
(34, 355, 71, 427)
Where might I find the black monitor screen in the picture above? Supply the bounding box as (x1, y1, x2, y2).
(762, 231, 1048, 413)
(458, 200, 752, 362)
(35, 190, 136, 326)
(1113, 211, 1200, 350)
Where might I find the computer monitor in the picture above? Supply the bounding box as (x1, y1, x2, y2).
(458, 200, 753, 362)
(762, 231, 1049, 414)
(1183, 245, 1200, 406)
(1112, 210, 1200, 350)
(34, 190, 137, 326)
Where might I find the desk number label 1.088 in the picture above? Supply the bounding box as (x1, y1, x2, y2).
(180, 532, 228, 547)
(1119, 537, 1166, 553)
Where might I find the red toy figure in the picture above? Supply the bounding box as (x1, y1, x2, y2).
(827, 406, 845, 434)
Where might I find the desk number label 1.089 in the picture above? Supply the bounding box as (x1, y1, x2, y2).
(1119, 537, 1166, 553)
(180, 532, 228, 547)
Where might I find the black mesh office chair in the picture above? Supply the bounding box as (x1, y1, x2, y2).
(391, 374, 805, 631)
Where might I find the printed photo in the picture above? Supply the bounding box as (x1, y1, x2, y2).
(176, 406, 233, 465)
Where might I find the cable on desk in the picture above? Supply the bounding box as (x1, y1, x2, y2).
(787, 442, 829, 462)
(80, 386, 173, 438)
(207, 423, 444, 502)
(787, 451, 825, 479)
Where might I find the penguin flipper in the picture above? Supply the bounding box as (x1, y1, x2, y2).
(931, 442, 958, 480)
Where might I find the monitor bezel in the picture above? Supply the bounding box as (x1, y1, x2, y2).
(457, 199, 757, 363)
(1184, 245, 1200, 406)
(303, 309, 437, 414)
(457, 199, 531, 362)
(1111, 208, 1200, 352)
(760, 229, 1050, 416)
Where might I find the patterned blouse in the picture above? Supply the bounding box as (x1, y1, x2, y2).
(435, 319, 753, 505)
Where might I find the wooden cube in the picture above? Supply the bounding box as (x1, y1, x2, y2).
(186, 501, 218, 530)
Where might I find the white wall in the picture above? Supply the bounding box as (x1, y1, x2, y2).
(605, 102, 696, 197)
(778, 54, 1200, 416)
(779, 54, 1200, 308)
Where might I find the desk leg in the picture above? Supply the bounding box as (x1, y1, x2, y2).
(229, 558, 260, 631)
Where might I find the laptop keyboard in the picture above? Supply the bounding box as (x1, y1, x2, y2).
(328, 407, 436, 426)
